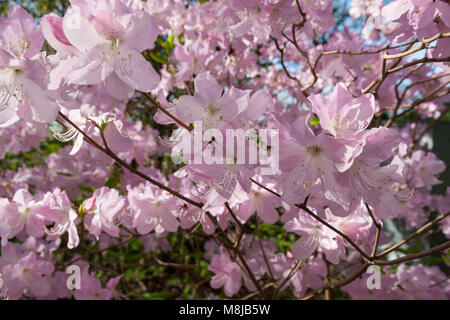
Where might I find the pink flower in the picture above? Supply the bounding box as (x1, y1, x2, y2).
(237, 178, 282, 224)
(346, 127, 412, 219)
(0, 6, 44, 59)
(175, 72, 239, 129)
(174, 39, 214, 83)
(0, 8, 58, 127)
(0, 52, 59, 127)
(127, 182, 179, 234)
(279, 114, 354, 205)
(381, 0, 414, 23)
(285, 210, 345, 264)
(0, 198, 20, 246)
(405, 150, 446, 188)
(208, 247, 243, 297)
(328, 204, 374, 242)
(0, 189, 45, 246)
(409, 0, 450, 31)
(46, 0, 160, 99)
(83, 187, 125, 239)
(153, 90, 178, 125)
(172, 74, 274, 200)
(102, 118, 134, 155)
(37, 188, 80, 249)
(1, 251, 54, 299)
(40, 13, 76, 56)
(382, 0, 450, 40)
(309, 83, 375, 139)
(228, 0, 272, 43)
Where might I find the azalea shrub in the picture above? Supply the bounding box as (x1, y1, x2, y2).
(0, 0, 449, 300)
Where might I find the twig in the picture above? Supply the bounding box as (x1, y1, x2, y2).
(142, 92, 192, 131)
(365, 203, 381, 258)
(376, 212, 450, 258)
(58, 112, 203, 208)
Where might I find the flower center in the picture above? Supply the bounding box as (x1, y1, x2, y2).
(110, 38, 121, 50)
(3, 33, 31, 57)
(307, 145, 322, 158)
(207, 105, 219, 117)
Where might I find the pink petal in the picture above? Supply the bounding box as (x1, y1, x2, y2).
(115, 48, 160, 92)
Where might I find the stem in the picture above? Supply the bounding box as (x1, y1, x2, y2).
(365, 203, 381, 257)
(376, 212, 450, 258)
(142, 92, 192, 131)
(295, 203, 372, 261)
(57, 112, 203, 208)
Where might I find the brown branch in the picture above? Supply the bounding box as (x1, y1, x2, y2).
(225, 201, 245, 248)
(300, 262, 370, 300)
(274, 260, 304, 299)
(250, 178, 281, 198)
(271, 36, 304, 91)
(57, 112, 204, 208)
(373, 241, 450, 265)
(289, 24, 318, 92)
(411, 106, 450, 146)
(365, 203, 381, 258)
(387, 56, 450, 74)
(376, 212, 450, 258)
(250, 180, 450, 268)
(295, 203, 372, 261)
(387, 83, 450, 123)
(321, 39, 418, 56)
(362, 42, 415, 95)
(204, 211, 267, 298)
(142, 92, 192, 131)
(255, 218, 275, 281)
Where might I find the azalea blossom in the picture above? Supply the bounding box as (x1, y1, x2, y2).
(43, 0, 160, 99)
(38, 188, 80, 249)
(83, 187, 125, 239)
(0, 7, 59, 127)
(0, 189, 45, 246)
(127, 182, 179, 234)
(285, 210, 345, 264)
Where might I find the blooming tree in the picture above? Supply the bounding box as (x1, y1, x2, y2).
(0, 0, 449, 300)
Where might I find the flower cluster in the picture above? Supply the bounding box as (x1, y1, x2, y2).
(0, 0, 449, 300)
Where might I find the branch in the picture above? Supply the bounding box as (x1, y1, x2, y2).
(376, 212, 450, 258)
(142, 92, 192, 131)
(365, 203, 381, 258)
(204, 210, 267, 298)
(300, 262, 370, 300)
(322, 39, 418, 56)
(295, 203, 372, 261)
(373, 241, 450, 265)
(57, 112, 204, 208)
(271, 36, 304, 92)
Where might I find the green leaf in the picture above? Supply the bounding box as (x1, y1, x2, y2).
(149, 52, 169, 64)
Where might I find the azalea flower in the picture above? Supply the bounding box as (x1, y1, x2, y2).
(1, 251, 54, 299)
(73, 264, 122, 300)
(37, 188, 80, 249)
(0, 189, 45, 246)
(83, 187, 125, 239)
(127, 182, 179, 234)
(43, 0, 160, 99)
(285, 210, 345, 264)
(279, 114, 355, 206)
(0, 7, 58, 127)
(309, 83, 375, 140)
